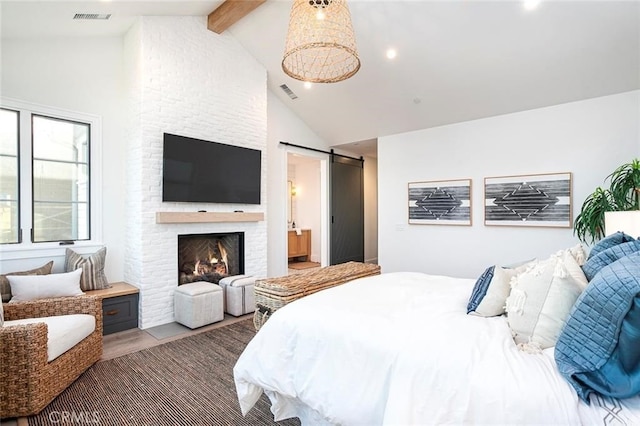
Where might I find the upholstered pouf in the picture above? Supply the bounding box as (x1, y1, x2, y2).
(218, 275, 256, 317)
(174, 282, 223, 329)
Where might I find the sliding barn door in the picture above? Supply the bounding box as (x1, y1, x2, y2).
(330, 155, 364, 265)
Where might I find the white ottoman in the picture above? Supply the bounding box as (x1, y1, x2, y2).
(174, 282, 223, 329)
(219, 275, 256, 317)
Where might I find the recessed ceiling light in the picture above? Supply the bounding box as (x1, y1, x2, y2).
(386, 48, 397, 60)
(523, 0, 541, 11)
(304, 82, 312, 89)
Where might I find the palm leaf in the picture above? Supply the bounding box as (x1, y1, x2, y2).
(607, 158, 640, 210)
(573, 187, 614, 244)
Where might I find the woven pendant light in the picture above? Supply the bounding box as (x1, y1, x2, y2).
(282, 0, 361, 83)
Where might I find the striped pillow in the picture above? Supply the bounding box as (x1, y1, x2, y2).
(64, 247, 110, 291)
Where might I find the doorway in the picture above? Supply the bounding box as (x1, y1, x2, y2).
(286, 150, 328, 271)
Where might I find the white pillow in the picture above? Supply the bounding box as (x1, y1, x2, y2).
(7, 269, 84, 302)
(468, 261, 535, 317)
(470, 266, 523, 317)
(505, 251, 587, 350)
(564, 243, 587, 266)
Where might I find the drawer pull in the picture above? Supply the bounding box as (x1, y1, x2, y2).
(106, 309, 119, 316)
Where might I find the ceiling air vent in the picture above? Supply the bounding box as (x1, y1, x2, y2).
(73, 13, 112, 20)
(280, 84, 298, 100)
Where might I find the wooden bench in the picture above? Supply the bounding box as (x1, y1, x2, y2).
(85, 282, 139, 335)
(253, 262, 381, 330)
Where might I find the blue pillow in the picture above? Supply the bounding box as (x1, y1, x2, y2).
(587, 231, 636, 260)
(467, 262, 534, 317)
(582, 240, 640, 281)
(467, 266, 495, 314)
(555, 252, 640, 402)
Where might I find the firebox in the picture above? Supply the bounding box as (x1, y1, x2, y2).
(177, 232, 244, 285)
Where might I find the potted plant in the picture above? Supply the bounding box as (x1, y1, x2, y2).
(574, 158, 640, 244)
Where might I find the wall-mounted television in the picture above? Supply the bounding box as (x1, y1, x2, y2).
(162, 133, 261, 204)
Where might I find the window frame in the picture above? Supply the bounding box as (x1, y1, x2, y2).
(31, 113, 92, 243)
(0, 98, 103, 261)
(0, 107, 21, 244)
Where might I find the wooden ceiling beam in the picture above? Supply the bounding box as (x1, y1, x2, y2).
(207, 0, 267, 34)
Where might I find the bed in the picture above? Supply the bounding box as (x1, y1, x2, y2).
(234, 237, 640, 425)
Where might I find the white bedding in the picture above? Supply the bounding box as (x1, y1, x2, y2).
(234, 272, 640, 425)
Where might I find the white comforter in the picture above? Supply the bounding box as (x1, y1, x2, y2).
(234, 272, 640, 425)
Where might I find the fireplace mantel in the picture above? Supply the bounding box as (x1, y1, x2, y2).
(156, 211, 264, 224)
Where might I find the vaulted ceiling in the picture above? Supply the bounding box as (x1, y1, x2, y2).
(2, 1, 639, 158)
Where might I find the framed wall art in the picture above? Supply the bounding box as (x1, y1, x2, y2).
(408, 179, 472, 225)
(484, 172, 572, 227)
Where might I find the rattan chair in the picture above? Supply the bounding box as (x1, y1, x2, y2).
(0, 295, 103, 418)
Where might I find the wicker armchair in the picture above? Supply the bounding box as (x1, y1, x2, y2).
(0, 295, 103, 418)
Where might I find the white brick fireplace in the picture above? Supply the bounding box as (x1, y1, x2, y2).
(123, 16, 267, 329)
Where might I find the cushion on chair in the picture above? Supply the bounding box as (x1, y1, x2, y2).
(4, 314, 95, 361)
(1, 261, 54, 303)
(7, 269, 84, 302)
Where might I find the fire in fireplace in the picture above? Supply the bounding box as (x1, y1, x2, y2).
(177, 232, 244, 285)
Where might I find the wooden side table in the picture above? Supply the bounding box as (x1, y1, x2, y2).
(287, 229, 311, 261)
(86, 282, 139, 335)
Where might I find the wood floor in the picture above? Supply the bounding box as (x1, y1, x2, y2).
(102, 313, 253, 360)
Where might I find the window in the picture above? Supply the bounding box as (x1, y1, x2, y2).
(32, 115, 90, 242)
(0, 99, 101, 250)
(0, 109, 19, 244)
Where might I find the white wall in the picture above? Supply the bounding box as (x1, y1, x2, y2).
(0, 37, 126, 281)
(293, 159, 322, 262)
(364, 155, 378, 264)
(378, 91, 640, 279)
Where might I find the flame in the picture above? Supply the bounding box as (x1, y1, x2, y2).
(194, 260, 201, 276)
(218, 241, 229, 274)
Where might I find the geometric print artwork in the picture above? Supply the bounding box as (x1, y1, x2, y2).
(484, 172, 572, 227)
(408, 179, 472, 225)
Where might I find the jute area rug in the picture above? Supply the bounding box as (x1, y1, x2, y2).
(28, 319, 301, 426)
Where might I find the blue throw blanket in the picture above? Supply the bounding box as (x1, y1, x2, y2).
(587, 231, 636, 260)
(555, 252, 640, 402)
(582, 240, 640, 281)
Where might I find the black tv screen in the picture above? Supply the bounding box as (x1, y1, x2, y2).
(162, 133, 261, 204)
